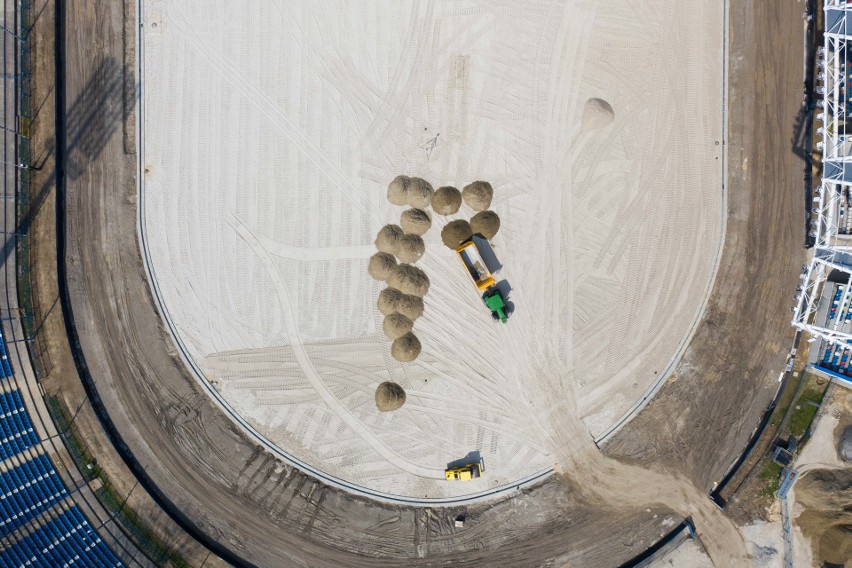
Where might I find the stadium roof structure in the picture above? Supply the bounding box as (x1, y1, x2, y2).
(794, 1, 852, 344)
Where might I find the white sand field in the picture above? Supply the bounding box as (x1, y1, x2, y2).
(140, 0, 724, 499)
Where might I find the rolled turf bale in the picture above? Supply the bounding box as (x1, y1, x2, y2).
(375, 224, 404, 255)
(432, 186, 462, 215)
(396, 234, 425, 263)
(377, 288, 403, 316)
(395, 293, 424, 321)
(368, 252, 398, 281)
(462, 180, 493, 211)
(400, 208, 431, 236)
(470, 210, 501, 240)
(407, 177, 434, 209)
(387, 264, 430, 297)
(387, 175, 411, 206)
(441, 219, 473, 249)
(382, 313, 414, 339)
(375, 381, 406, 412)
(391, 332, 422, 362)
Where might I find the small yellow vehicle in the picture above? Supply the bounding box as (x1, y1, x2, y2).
(445, 460, 484, 481)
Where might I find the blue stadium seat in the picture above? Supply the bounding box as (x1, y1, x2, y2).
(0, 456, 68, 535)
(0, 332, 13, 378)
(0, 390, 40, 461)
(0, 506, 123, 567)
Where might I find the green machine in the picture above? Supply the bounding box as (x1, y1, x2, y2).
(483, 288, 508, 323)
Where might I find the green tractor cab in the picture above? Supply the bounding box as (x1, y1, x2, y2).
(483, 289, 508, 323)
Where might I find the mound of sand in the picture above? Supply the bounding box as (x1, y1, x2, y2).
(377, 288, 424, 320)
(581, 98, 615, 132)
(462, 181, 493, 211)
(395, 293, 424, 321)
(840, 426, 852, 462)
(407, 177, 434, 209)
(793, 468, 852, 566)
(397, 234, 425, 263)
(441, 220, 473, 249)
(387, 175, 410, 206)
(377, 288, 403, 316)
(400, 208, 431, 235)
(470, 210, 501, 240)
(375, 224, 404, 255)
(388, 264, 430, 297)
(391, 332, 421, 362)
(383, 313, 414, 339)
(432, 186, 462, 215)
(367, 252, 397, 281)
(375, 381, 406, 412)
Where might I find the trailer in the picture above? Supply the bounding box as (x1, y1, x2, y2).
(456, 240, 495, 291)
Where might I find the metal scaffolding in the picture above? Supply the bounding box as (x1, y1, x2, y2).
(793, 1, 852, 347)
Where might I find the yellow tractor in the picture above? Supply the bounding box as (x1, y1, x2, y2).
(445, 460, 484, 481)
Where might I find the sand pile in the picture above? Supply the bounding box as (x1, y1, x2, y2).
(581, 98, 615, 132)
(368, 252, 397, 281)
(377, 288, 403, 316)
(375, 224, 404, 255)
(388, 264, 430, 296)
(377, 175, 506, 363)
(400, 208, 431, 235)
(383, 313, 414, 339)
(406, 177, 434, 209)
(840, 426, 852, 462)
(470, 210, 500, 239)
(432, 186, 462, 215)
(375, 381, 406, 412)
(377, 288, 424, 321)
(395, 294, 424, 320)
(462, 181, 493, 211)
(397, 234, 425, 263)
(387, 175, 410, 206)
(441, 220, 473, 249)
(793, 468, 852, 566)
(391, 332, 421, 362)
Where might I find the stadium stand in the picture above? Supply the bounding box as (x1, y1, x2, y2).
(0, 331, 13, 379)
(0, 390, 41, 462)
(0, 328, 123, 567)
(0, 506, 122, 567)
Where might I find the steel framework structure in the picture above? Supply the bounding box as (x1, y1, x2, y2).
(793, 1, 852, 345)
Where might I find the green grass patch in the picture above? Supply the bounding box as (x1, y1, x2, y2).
(767, 372, 802, 429)
(44, 395, 100, 481)
(758, 459, 783, 498)
(787, 380, 828, 437)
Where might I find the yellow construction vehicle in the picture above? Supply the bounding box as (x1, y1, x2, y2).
(444, 460, 484, 481)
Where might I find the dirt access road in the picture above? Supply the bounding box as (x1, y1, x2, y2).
(605, 0, 808, 491)
(37, 0, 801, 567)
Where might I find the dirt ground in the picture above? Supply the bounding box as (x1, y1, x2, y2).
(27, 0, 811, 567)
(793, 468, 852, 566)
(603, 0, 807, 491)
(788, 386, 852, 567)
(24, 0, 226, 565)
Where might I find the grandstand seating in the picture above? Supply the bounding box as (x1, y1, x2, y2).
(0, 390, 41, 462)
(0, 331, 13, 378)
(0, 454, 67, 534)
(0, 328, 123, 566)
(0, 506, 122, 567)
